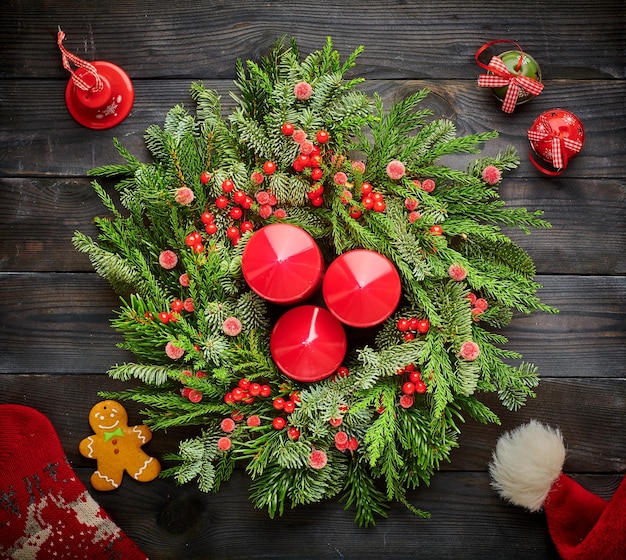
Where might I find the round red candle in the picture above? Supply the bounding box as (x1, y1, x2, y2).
(242, 224, 323, 304)
(322, 249, 401, 327)
(270, 305, 347, 382)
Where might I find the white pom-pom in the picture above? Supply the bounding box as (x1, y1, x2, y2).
(489, 420, 566, 512)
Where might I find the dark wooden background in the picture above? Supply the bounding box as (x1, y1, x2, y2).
(1, 1, 624, 558)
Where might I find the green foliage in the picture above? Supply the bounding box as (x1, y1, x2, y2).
(76, 38, 555, 526)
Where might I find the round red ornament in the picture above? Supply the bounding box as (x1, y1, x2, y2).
(322, 249, 402, 328)
(528, 109, 585, 175)
(242, 224, 323, 304)
(270, 305, 347, 382)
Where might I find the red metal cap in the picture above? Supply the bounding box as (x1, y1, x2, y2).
(322, 249, 401, 328)
(65, 61, 134, 130)
(270, 305, 347, 382)
(242, 224, 323, 304)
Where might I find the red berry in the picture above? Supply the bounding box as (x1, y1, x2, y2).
(272, 417, 286, 430)
(229, 206, 243, 220)
(240, 221, 254, 233)
(362, 196, 374, 210)
(200, 171, 211, 185)
(233, 190, 247, 205)
(217, 436, 231, 450)
(403, 332, 415, 341)
(260, 384, 272, 398)
(297, 154, 311, 168)
(249, 383, 261, 397)
(309, 154, 322, 168)
(281, 122, 294, 135)
(158, 312, 170, 324)
(415, 381, 428, 394)
(316, 130, 329, 144)
(409, 371, 422, 384)
(272, 397, 285, 410)
(329, 417, 343, 427)
(185, 231, 201, 246)
(287, 427, 300, 440)
(231, 387, 245, 401)
(238, 378, 250, 390)
(311, 168, 323, 181)
(263, 161, 277, 175)
(221, 179, 235, 193)
(347, 437, 359, 451)
(311, 196, 324, 207)
(408, 317, 419, 331)
(201, 211, 214, 224)
(205, 223, 218, 235)
(226, 226, 240, 239)
(429, 224, 443, 236)
(283, 400, 295, 414)
(349, 207, 362, 219)
(422, 179, 436, 193)
(416, 319, 430, 334)
(402, 381, 416, 395)
(336, 366, 349, 378)
(360, 182, 373, 196)
(188, 390, 203, 403)
(397, 318, 410, 332)
(193, 243, 204, 254)
(373, 200, 386, 212)
(215, 196, 229, 209)
(242, 196, 254, 209)
(224, 392, 235, 404)
(171, 299, 184, 313)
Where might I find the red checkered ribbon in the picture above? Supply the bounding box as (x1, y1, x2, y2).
(527, 116, 583, 171)
(57, 28, 103, 93)
(477, 56, 544, 113)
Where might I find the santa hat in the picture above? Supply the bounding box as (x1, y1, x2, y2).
(489, 420, 626, 560)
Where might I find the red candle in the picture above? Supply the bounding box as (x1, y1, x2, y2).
(322, 249, 401, 327)
(242, 224, 323, 304)
(270, 305, 347, 382)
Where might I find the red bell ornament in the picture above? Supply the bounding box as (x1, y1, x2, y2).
(322, 249, 402, 328)
(241, 223, 323, 304)
(528, 109, 585, 175)
(270, 305, 347, 382)
(58, 29, 134, 130)
(476, 40, 544, 113)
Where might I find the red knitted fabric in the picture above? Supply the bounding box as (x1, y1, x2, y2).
(0, 404, 148, 559)
(545, 473, 626, 560)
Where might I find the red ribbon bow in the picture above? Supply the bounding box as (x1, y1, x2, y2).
(478, 56, 544, 113)
(527, 116, 584, 171)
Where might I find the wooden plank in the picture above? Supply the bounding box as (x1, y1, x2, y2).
(0, 375, 623, 473)
(2, 0, 624, 80)
(1, 80, 625, 178)
(1, 176, 624, 275)
(1, 273, 624, 376)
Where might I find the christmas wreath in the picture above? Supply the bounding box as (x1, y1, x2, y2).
(74, 38, 556, 526)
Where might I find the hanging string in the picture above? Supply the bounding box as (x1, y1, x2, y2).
(57, 27, 103, 93)
(475, 39, 525, 73)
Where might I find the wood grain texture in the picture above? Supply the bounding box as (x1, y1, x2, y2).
(1, 0, 624, 557)
(1, 0, 624, 80)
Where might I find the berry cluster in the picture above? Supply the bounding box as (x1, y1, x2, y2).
(223, 377, 273, 404)
(179, 369, 208, 403)
(397, 364, 428, 408)
(466, 292, 489, 320)
(334, 431, 359, 452)
(396, 316, 430, 341)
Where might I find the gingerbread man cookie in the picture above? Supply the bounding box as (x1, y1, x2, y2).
(79, 400, 161, 491)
